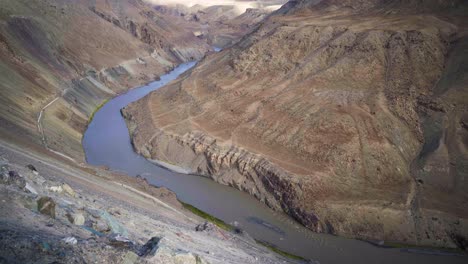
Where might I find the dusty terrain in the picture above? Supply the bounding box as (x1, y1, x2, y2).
(0, 133, 298, 263)
(124, 0, 468, 249)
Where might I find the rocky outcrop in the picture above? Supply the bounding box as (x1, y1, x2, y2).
(124, 0, 468, 248)
(37, 197, 56, 218)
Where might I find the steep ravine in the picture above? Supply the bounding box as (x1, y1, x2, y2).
(123, 0, 468, 249)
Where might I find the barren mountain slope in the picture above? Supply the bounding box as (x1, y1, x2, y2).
(0, 0, 210, 161)
(153, 3, 283, 48)
(124, 0, 468, 248)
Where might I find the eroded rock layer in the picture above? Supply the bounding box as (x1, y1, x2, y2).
(124, 0, 468, 248)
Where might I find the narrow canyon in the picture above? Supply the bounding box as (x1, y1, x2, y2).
(1, 0, 467, 263)
(124, 0, 468, 250)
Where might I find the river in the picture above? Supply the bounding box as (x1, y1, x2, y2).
(82, 60, 466, 264)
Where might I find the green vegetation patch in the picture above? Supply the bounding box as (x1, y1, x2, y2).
(255, 240, 307, 261)
(383, 241, 466, 254)
(179, 200, 307, 261)
(88, 99, 109, 122)
(179, 201, 233, 231)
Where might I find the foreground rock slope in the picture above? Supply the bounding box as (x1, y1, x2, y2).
(124, 0, 468, 248)
(0, 138, 298, 264)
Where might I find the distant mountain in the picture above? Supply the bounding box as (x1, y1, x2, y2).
(152, 3, 280, 48)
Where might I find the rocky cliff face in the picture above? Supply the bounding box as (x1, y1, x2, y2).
(124, 0, 468, 248)
(0, 0, 211, 161)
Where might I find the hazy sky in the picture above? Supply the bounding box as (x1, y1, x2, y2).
(144, 0, 287, 12)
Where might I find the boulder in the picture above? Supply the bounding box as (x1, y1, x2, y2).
(0, 168, 26, 189)
(139, 237, 161, 256)
(37, 197, 56, 218)
(24, 183, 38, 195)
(94, 220, 110, 233)
(61, 183, 75, 197)
(108, 234, 134, 249)
(147, 246, 206, 264)
(8, 171, 26, 189)
(100, 211, 128, 236)
(49, 186, 63, 193)
(62, 236, 78, 245)
(67, 212, 85, 225)
(86, 208, 111, 232)
(195, 222, 215, 232)
(122, 251, 139, 264)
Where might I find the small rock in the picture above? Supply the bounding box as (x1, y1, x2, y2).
(9, 171, 26, 189)
(108, 234, 134, 249)
(1, 169, 26, 189)
(25, 183, 38, 195)
(122, 251, 139, 264)
(86, 208, 102, 218)
(109, 207, 122, 216)
(94, 220, 110, 233)
(139, 236, 161, 256)
(100, 211, 128, 236)
(62, 183, 75, 197)
(37, 197, 56, 218)
(233, 227, 243, 234)
(0, 164, 9, 175)
(67, 212, 85, 225)
(22, 196, 38, 211)
(195, 221, 215, 232)
(26, 164, 39, 175)
(149, 246, 206, 264)
(82, 226, 105, 237)
(62, 236, 77, 245)
(49, 185, 63, 193)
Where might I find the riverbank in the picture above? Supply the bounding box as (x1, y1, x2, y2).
(0, 131, 301, 263)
